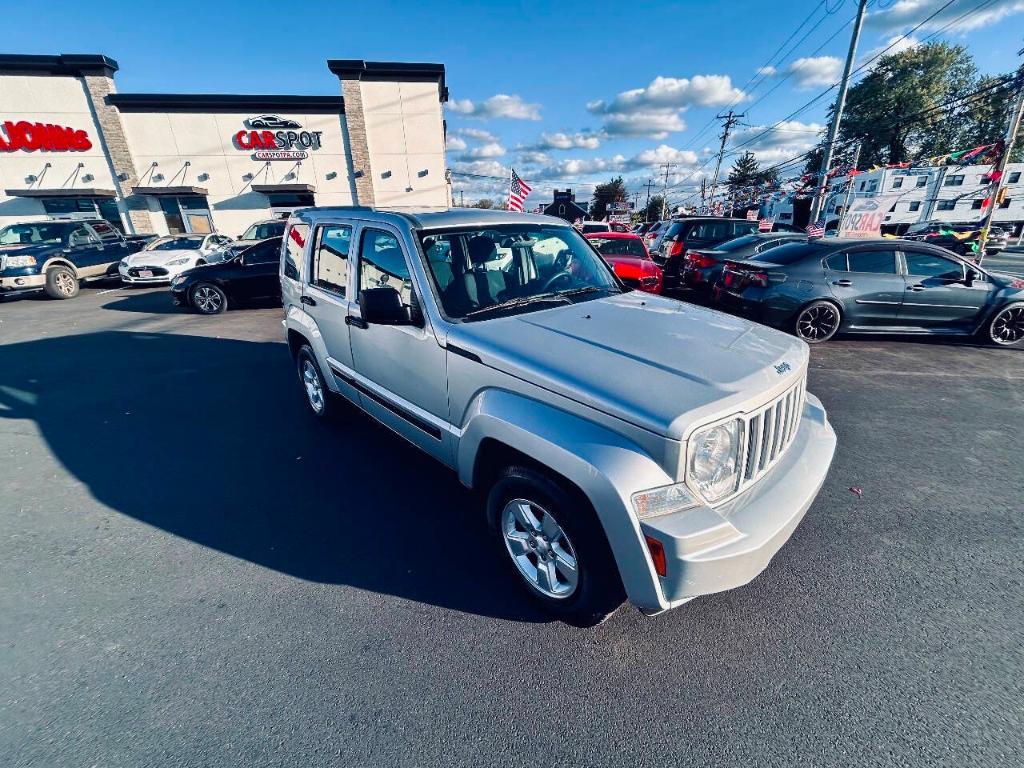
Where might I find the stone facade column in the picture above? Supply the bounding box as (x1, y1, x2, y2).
(81, 73, 153, 234)
(339, 78, 376, 206)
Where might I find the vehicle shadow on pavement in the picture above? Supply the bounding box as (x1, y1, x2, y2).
(0, 330, 550, 623)
(100, 289, 187, 314)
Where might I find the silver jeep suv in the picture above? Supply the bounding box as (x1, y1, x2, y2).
(281, 207, 836, 625)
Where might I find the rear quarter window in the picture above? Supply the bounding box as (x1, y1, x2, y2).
(283, 223, 309, 281)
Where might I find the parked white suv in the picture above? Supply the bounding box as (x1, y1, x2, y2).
(281, 208, 836, 625)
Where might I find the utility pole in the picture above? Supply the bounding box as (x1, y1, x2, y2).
(708, 110, 744, 211)
(836, 141, 862, 235)
(810, 0, 869, 223)
(658, 163, 676, 220)
(641, 178, 656, 221)
(978, 63, 1024, 263)
(700, 177, 708, 206)
(459, 190, 464, 207)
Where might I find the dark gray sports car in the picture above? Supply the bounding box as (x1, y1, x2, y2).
(711, 238, 1024, 345)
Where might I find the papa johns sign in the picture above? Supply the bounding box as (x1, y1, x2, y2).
(0, 120, 92, 152)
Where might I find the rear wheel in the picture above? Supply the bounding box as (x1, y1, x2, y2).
(190, 283, 226, 314)
(44, 265, 79, 300)
(987, 302, 1024, 346)
(794, 300, 841, 343)
(296, 345, 333, 420)
(488, 466, 624, 626)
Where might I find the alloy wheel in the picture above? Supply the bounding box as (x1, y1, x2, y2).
(797, 304, 839, 341)
(990, 305, 1024, 345)
(302, 359, 324, 413)
(55, 272, 76, 296)
(193, 286, 222, 313)
(501, 498, 579, 599)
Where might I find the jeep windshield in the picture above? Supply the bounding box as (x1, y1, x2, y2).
(420, 224, 620, 321)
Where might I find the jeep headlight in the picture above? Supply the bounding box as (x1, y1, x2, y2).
(6, 255, 37, 267)
(687, 419, 743, 503)
(166, 256, 191, 266)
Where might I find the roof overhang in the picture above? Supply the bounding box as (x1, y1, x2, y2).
(0, 53, 118, 77)
(107, 93, 344, 113)
(252, 183, 316, 194)
(132, 185, 209, 196)
(4, 187, 116, 198)
(327, 59, 447, 102)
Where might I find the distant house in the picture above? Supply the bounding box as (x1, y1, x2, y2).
(543, 189, 589, 223)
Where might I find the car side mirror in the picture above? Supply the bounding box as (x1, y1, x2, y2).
(965, 268, 978, 286)
(359, 286, 411, 325)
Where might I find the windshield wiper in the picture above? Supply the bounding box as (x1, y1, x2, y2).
(558, 285, 617, 300)
(463, 292, 571, 321)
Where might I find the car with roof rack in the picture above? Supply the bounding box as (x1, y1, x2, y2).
(281, 206, 836, 625)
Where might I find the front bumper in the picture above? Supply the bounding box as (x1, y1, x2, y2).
(119, 263, 176, 284)
(0, 273, 46, 293)
(639, 392, 836, 612)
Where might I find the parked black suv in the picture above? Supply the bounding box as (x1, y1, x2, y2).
(652, 217, 760, 290)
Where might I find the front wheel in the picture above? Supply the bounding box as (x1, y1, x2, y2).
(44, 265, 79, 299)
(794, 300, 841, 343)
(190, 283, 226, 314)
(296, 345, 333, 420)
(488, 466, 624, 626)
(986, 302, 1024, 346)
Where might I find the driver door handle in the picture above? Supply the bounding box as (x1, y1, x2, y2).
(908, 284, 926, 292)
(300, 295, 316, 306)
(833, 279, 853, 287)
(346, 315, 368, 329)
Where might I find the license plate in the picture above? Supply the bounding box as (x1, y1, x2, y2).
(139, 270, 153, 278)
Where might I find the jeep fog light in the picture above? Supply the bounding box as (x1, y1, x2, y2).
(688, 419, 742, 503)
(632, 482, 698, 520)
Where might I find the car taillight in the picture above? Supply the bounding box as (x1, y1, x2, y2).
(667, 240, 685, 257)
(686, 251, 716, 269)
(749, 272, 769, 288)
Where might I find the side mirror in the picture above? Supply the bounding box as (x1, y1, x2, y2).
(359, 286, 411, 325)
(965, 268, 979, 286)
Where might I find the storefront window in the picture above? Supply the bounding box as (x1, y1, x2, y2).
(159, 196, 212, 234)
(266, 193, 315, 208)
(38, 197, 125, 233)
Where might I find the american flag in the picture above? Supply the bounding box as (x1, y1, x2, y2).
(806, 220, 826, 238)
(507, 168, 532, 212)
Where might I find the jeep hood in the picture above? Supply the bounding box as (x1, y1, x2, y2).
(452, 292, 808, 440)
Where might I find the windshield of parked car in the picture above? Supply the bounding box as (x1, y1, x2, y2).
(0, 223, 69, 245)
(419, 224, 620, 321)
(588, 236, 648, 258)
(240, 222, 286, 240)
(146, 236, 204, 251)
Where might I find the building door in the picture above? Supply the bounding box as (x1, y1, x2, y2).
(159, 196, 212, 234)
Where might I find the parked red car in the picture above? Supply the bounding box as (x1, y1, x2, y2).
(585, 231, 663, 294)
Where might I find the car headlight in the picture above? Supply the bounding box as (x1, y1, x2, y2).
(166, 257, 191, 266)
(687, 419, 743, 504)
(120, 257, 129, 266)
(171, 275, 187, 286)
(632, 482, 699, 520)
(6, 255, 37, 267)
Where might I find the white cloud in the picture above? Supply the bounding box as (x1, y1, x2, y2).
(782, 56, 843, 89)
(538, 131, 601, 150)
(453, 127, 498, 142)
(757, 65, 777, 77)
(447, 94, 542, 120)
(529, 144, 701, 181)
(629, 145, 700, 168)
(601, 111, 688, 139)
(446, 135, 467, 151)
(860, 34, 922, 67)
(729, 120, 824, 166)
(518, 150, 551, 165)
(867, 0, 1024, 33)
(461, 142, 506, 159)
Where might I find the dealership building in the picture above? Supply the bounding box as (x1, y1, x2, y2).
(0, 53, 450, 237)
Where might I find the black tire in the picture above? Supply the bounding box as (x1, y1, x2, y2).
(190, 283, 227, 314)
(295, 345, 333, 420)
(488, 466, 625, 626)
(985, 302, 1024, 347)
(794, 300, 841, 344)
(44, 265, 79, 300)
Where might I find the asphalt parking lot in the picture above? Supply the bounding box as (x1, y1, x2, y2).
(1, 282, 1022, 767)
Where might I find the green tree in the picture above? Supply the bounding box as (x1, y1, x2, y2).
(590, 176, 627, 220)
(471, 198, 495, 209)
(727, 152, 762, 193)
(643, 194, 666, 222)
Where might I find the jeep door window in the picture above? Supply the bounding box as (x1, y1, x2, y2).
(847, 251, 897, 274)
(419, 224, 619, 321)
(359, 229, 413, 307)
(283, 224, 309, 281)
(311, 224, 352, 296)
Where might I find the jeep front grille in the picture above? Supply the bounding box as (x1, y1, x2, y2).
(739, 376, 806, 489)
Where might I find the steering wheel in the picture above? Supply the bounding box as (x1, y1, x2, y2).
(541, 270, 574, 293)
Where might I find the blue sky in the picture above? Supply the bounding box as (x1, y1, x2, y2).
(9, 0, 1024, 207)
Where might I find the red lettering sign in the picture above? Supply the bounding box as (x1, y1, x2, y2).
(0, 121, 91, 152)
